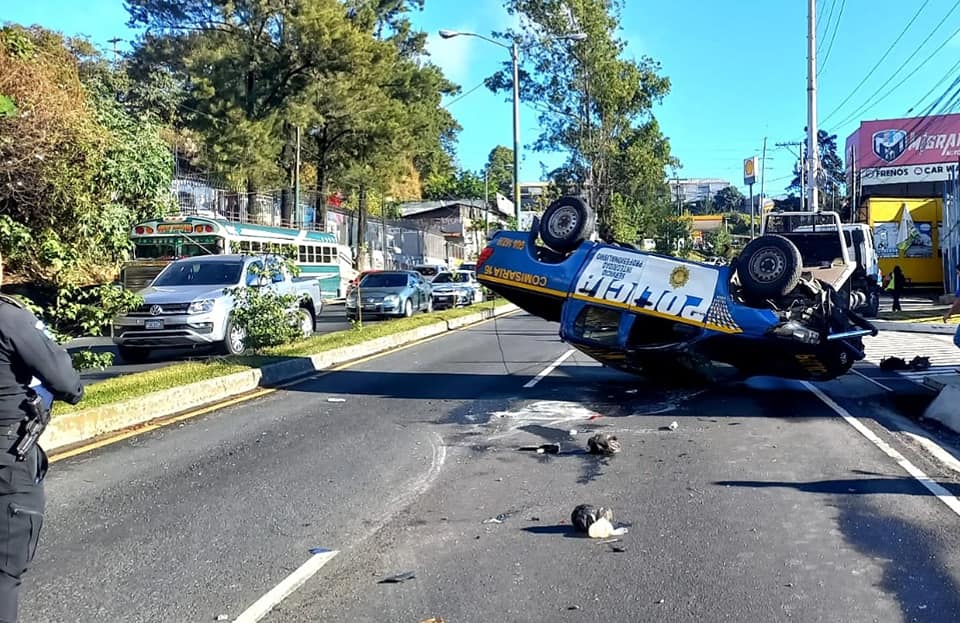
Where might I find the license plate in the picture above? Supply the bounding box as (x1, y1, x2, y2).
(363, 305, 377, 311)
(145, 319, 164, 330)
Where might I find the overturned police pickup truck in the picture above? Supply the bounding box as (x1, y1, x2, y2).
(476, 197, 877, 382)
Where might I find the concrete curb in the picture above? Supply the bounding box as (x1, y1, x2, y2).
(45, 303, 519, 453)
(873, 320, 958, 335)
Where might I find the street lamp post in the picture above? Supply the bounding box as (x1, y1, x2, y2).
(439, 29, 586, 229)
(511, 40, 521, 229)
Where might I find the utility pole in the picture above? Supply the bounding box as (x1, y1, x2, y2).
(108, 37, 122, 65)
(294, 126, 301, 227)
(674, 175, 682, 216)
(512, 41, 522, 229)
(483, 169, 490, 255)
(759, 137, 768, 217)
(807, 0, 820, 212)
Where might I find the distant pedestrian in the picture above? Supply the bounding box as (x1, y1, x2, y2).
(943, 263, 960, 348)
(886, 265, 905, 312)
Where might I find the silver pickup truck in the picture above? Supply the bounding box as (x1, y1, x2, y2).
(112, 254, 323, 361)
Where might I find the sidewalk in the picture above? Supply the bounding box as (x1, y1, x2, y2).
(862, 331, 960, 384)
(872, 292, 958, 335)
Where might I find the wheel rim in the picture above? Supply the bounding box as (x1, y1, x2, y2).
(547, 205, 579, 240)
(229, 325, 246, 353)
(748, 247, 787, 283)
(427, 298, 433, 313)
(405, 300, 412, 317)
(300, 310, 313, 335)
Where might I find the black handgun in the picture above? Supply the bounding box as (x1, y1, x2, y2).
(14, 390, 50, 462)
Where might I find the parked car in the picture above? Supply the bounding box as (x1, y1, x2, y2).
(412, 264, 448, 281)
(113, 254, 323, 361)
(459, 262, 478, 273)
(476, 197, 877, 383)
(346, 270, 433, 320)
(346, 269, 379, 298)
(431, 270, 484, 309)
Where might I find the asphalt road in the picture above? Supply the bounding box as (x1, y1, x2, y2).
(26, 312, 960, 622)
(70, 302, 356, 384)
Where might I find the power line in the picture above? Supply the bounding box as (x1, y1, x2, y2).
(825, 1, 960, 129)
(817, 0, 846, 76)
(817, 0, 838, 51)
(443, 81, 488, 108)
(820, 0, 934, 125)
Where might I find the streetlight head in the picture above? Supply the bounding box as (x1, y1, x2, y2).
(438, 29, 460, 39)
(565, 33, 588, 41)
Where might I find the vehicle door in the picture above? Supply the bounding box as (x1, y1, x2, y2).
(558, 297, 628, 358)
(406, 273, 419, 308)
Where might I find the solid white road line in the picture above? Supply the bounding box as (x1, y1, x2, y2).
(802, 381, 960, 519)
(232, 549, 339, 623)
(850, 368, 894, 392)
(524, 349, 575, 388)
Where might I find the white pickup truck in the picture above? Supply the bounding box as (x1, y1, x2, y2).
(112, 254, 323, 361)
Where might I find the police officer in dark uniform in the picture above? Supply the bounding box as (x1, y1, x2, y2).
(0, 292, 83, 622)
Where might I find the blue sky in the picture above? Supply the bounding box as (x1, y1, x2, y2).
(5, 0, 960, 199)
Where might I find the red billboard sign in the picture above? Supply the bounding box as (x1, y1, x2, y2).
(846, 113, 960, 185)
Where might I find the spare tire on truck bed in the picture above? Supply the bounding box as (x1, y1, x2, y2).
(539, 196, 595, 254)
(737, 234, 802, 302)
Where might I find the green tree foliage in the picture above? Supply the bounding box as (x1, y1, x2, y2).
(487, 0, 675, 243)
(787, 130, 844, 200)
(128, 0, 460, 226)
(713, 186, 745, 213)
(422, 169, 486, 200)
(484, 145, 514, 198)
(0, 26, 170, 360)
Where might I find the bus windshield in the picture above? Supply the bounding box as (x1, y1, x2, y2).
(133, 235, 222, 260)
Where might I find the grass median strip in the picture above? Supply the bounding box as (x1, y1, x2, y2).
(55, 300, 513, 417)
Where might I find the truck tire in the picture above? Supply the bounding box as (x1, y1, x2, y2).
(219, 317, 246, 356)
(403, 298, 414, 318)
(737, 234, 802, 301)
(539, 196, 595, 254)
(299, 305, 315, 338)
(117, 345, 151, 364)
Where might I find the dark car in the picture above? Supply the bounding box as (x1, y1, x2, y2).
(346, 270, 432, 320)
(476, 197, 877, 383)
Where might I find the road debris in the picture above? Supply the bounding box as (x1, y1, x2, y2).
(326, 397, 346, 403)
(625, 388, 638, 394)
(518, 444, 561, 454)
(379, 571, 416, 584)
(569, 429, 578, 436)
(567, 605, 581, 610)
(587, 433, 622, 455)
(660, 421, 679, 431)
(482, 513, 510, 524)
(571, 504, 629, 538)
(214, 616, 229, 621)
(420, 618, 446, 623)
(610, 545, 627, 553)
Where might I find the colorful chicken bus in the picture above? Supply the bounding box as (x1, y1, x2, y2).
(121, 216, 354, 297)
